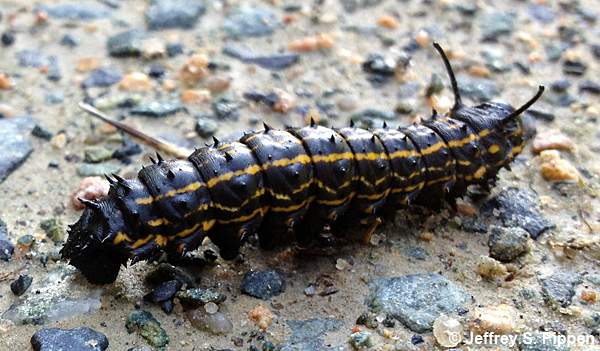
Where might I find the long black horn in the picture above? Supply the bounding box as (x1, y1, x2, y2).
(432, 42, 462, 112)
(501, 86, 545, 122)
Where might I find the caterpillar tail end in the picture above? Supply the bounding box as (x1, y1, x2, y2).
(60, 208, 128, 284)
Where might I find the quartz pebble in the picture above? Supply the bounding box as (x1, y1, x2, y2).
(71, 177, 110, 210)
(119, 72, 152, 91)
(288, 34, 334, 52)
(181, 89, 211, 105)
(187, 309, 233, 335)
(432, 314, 463, 348)
(539, 150, 580, 182)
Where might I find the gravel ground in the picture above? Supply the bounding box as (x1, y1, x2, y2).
(1, 0, 600, 350)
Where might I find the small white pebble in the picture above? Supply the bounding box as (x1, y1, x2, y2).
(204, 302, 218, 314)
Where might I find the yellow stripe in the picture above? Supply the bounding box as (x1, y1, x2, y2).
(113, 232, 132, 245)
(271, 196, 315, 212)
(316, 193, 355, 206)
(217, 207, 266, 224)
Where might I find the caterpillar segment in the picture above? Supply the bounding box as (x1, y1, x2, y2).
(61, 43, 545, 284)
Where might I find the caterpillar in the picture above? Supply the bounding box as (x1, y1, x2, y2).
(61, 43, 545, 284)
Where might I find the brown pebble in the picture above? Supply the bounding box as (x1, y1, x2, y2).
(181, 89, 211, 105)
(476, 255, 508, 279)
(205, 76, 231, 94)
(532, 129, 575, 154)
(581, 290, 597, 304)
(71, 177, 110, 210)
(119, 72, 152, 91)
(288, 33, 334, 52)
(76, 58, 101, 73)
(272, 89, 295, 113)
(468, 65, 491, 78)
(248, 305, 274, 331)
(419, 231, 433, 242)
(0, 104, 16, 117)
(456, 201, 477, 217)
(50, 133, 67, 149)
(0, 73, 13, 90)
(180, 54, 210, 85)
(415, 29, 430, 48)
(377, 15, 399, 29)
(539, 150, 580, 182)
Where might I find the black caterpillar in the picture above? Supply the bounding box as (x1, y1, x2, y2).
(61, 44, 545, 284)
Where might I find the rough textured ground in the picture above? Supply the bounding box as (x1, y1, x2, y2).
(1, 0, 600, 350)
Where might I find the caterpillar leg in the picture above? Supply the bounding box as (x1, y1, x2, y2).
(360, 216, 383, 244)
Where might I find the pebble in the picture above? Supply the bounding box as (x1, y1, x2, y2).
(11, 275, 33, 296)
(84, 146, 113, 163)
(181, 89, 211, 105)
(241, 270, 285, 300)
(0, 239, 13, 262)
(248, 304, 274, 331)
(40, 218, 65, 243)
(563, 59, 587, 76)
(223, 7, 280, 38)
(187, 309, 233, 335)
(482, 187, 555, 239)
(175, 288, 226, 307)
(107, 29, 146, 57)
(365, 273, 469, 333)
(0, 73, 12, 90)
(281, 318, 343, 350)
(130, 100, 183, 117)
(76, 163, 121, 177)
(125, 310, 169, 349)
(479, 11, 515, 41)
(204, 302, 218, 314)
(432, 314, 463, 347)
(469, 304, 517, 335)
(142, 38, 166, 58)
(31, 327, 109, 351)
(488, 226, 530, 262)
(0, 219, 6, 239)
(179, 54, 209, 85)
(71, 177, 110, 210)
(579, 80, 600, 95)
(476, 255, 508, 279)
(37, 2, 109, 21)
(377, 15, 398, 29)
(539, 150, 580, 182)
(205, 76, 231, 94)
(195, 114, 218, 138)
(1, 31, 15, 46)
(222, 45, 300, 71)
(112, 138, 142, 161)
(118, 72, 152, 91)
(362, 53, 396, 84)
(541, 271, 582, 308)
(532, 130, 575, 154)
(145, 280, 182, 304)
(337, 95, 358, 112)
(288, 33, 335, 52)
(212, 98, 240, 120)
(81, 67, 123, 89)
(349, 331, 374, 349)
(60, 34, 78, 47)
(0, 116, 34, 183)
(457, 76, 500, 102)
(145, 0, 206, 30)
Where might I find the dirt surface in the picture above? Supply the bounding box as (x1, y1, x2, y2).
(1, 0, 600, 350)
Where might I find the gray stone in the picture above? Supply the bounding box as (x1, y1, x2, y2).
(457, 76, 501, 102)
(0, 240, 14, 261)
(280, 318, 344, 351)
(125, 310, 169, 349)
(222, 45, 300, 70)
(76, 163, 121, 177)
(195, 115, 218, 138)
(517, 332, 570, 351)
(540, 271, 582, 308)
(2, 268, 102, 325)
(241, 270, 285, 300)
(107, 29, 146, 57)
(81, 67, 123, 89)
(528, 4, 556, 24)
(37, 2, 110, 20)
(479, 11, 515, 41)
(365, 273, 470, 333)
(17, 50, 46, 68)
(223, 7, 280, 38)
(31, 327, 108, 351)
(130, 100, 184, 117)
(145, 0, 205, 30)
(340, 0, 384, 13)
(0, 218, 7, 239)
(482, 188, 555, 239)
(488, 226, 530, 262)
(0, 116, 34, 183)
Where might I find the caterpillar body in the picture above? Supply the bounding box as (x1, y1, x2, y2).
(61, 44, 545, 284)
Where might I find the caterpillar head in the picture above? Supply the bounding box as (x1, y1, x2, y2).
(61, 199, 128, 284)
(432, 43, 544, 162)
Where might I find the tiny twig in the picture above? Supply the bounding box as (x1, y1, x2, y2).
(78, 102, 192, 159)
